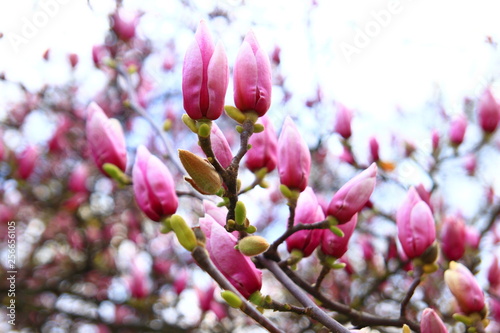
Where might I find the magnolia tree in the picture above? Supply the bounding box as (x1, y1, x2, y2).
(1, 2, 500, 333)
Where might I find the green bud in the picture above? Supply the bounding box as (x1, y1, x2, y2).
(279, 184, 293, 198)
(245, 225, 257, 234)
(102, 163, 131, 185)
(170, 214, 197, 252)
(453, 313, 474, 326)
(197, 122, 211, 138)
(163, 119, 172, 131)
(236, 125, 243, 133)
(287, 249, 304, 266)
(224, 105, 246, 123)
(238, 236, 270, 256)
(324, 256, 345, 269)
(253, 123, 265, 133)
(221, 290, 243, 309)
(179, 149, 222, 195)
(182, 114, 199, 133)
(329, 225, 345, 237)
(160, 217, 172, 234)
(249, 291, 264, 306)
(235, 201, 247, 225)
(402, 324, 411, 333)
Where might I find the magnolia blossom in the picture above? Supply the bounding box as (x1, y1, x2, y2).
(327, 163, 377, 224)
(396, 187, 435, 259)
(449, 114, 467, 146)
(110, 9, 140, 41)
(420, 308, 448, 333)
(17, 145, 38, 180)
(182, 20, 228, 120)
(369, 136, 379, 163)
(199, 215, 262, 298)
(68, 163, 89, 193)
(246, 116, 278, 172)
(233, 30, 272, 116)
(334, 103, 353, 139)
(444, 261, 485, 315)
(321, 213, 357, 259)
(132, 145, 178, 221)
(86, 102, 127, 173)
(477, 88, 500, 133)
(277, 117, 311, 192)
(210, 123, 232, 169)
(440, 215, 466, 261)
(286, 187, 325, 257)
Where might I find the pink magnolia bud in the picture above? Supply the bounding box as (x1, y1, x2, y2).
(369, 136, 379, 163)
(286, 187, 325, 257)
(199, 215, 262, 298)
(431, 129, 440, 152)
(327, 163, 377, 224)
(420, 308, 448, 333)
(68, 53, 79, 68)
(182, 20, 229, 120)
(210, 123, 232, 169)
(477, 88, 500, 133)
(449, 114, 467, 146)
(92, 45, 109, 68)
(440, 215, 466, 261)
(339, 146, 355, 165)
(132, 145, 178, 222)
(68, 163, 89, 193)
(277, 117, 311, 192)
(414, 183, 433, 213)
(465, 225, 481, 250)
(111, 9, 139, 42)
(464, 154, 477, 176)
(17, 145, 38, 180)
(396, 187, 436, 259)
(246, 116, 278, 172)
(86, 102, 127, 173)
(444, 261, 485, 315)
(233, 30, 272, 116)
(173, 269, 188, 295)
(321, 213, 357, 259)
(488, 256, 500, 289)
(334, 103, 353, 139)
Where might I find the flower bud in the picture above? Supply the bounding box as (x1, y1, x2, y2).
(133, 145, 178, 221)
(321, 213, 357, 259)
(238, 235, 270, 256)
(420, 308, 448, 333)
(488, 256, 500, 289)
(465, 225, 481, 250)
(178, 149, 222, 195)
(68, 53, 79, 69)
(286, 187, 325, 257)
(327, 163, 377, 224)
(478, 88, 500, 133)
(233, 30, 272, 116)
(246, 116, 278, 173)
(444, 261, 485, 315)
(369, 136, 379, 163)
(221, 290, 243, 309)
(200, 215, 262, 298)
(440, 215, 466, 261)
(431, 129, 440, 152)
(170, 214, 197, 252)
(277, 117, 311, 192)
(182, 20, 229, 120)
(449, 114, 467, 146)
(68, 163, 89, 193)
(396, 187, 435, 260)
(210, 123, 233, 169)
(334, 103, 353, 139)
(86, 102, 127, 174)
(17, 145, 38, 180)
(110, 9, 139, 42)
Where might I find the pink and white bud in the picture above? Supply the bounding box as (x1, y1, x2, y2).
(444, 261, 485, 315)
(233, 30, 272, 116)
(68, 53, 79, 69)
(321, 213, 357, 259)
(396, 187, 436, 259)
(86, 102, 127, 174)
(199, 215, 262, 299)
(210, 123, 233, 169)
(440, 215, 466, 261)
(334, 103, 353, 139)
(286, 187, 325, 257)
(488, 256, 500, 289)
(478, 88, 500, 133)
(132, 145, 178, 222)
(111, 9, 140, 42)
(246, 116, 278, 172)
(68, 163, 89, 193)
(182, 20, 229, 120)
(369, 136, 379, 163)
(420, 308, 448, 333)
(449, 114, 467, 146)
(277, 117, 311, 192)
(17, 145, 38, 180)
(431, 129, 440, 152)
(327, 163, 377, 224)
